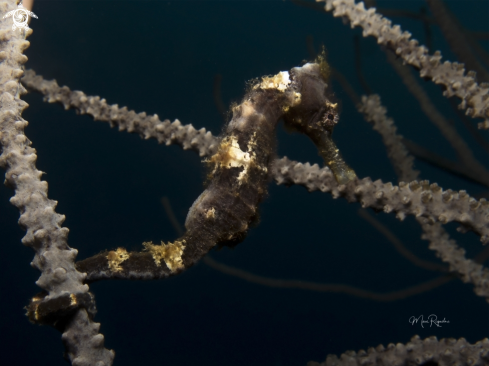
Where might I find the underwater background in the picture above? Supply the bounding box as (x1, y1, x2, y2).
(0, 0, 488, 365)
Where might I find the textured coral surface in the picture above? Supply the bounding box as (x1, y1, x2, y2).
(0, 1, 487, 365)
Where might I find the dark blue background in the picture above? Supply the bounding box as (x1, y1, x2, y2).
(0, 1, 488, 365)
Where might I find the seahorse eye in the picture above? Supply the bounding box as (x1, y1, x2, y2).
(327, 114, 334, 120)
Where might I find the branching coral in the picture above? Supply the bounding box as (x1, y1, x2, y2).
(0, 1, 488, 365)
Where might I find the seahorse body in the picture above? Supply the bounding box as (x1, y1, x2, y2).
(77, 62, 356, 281)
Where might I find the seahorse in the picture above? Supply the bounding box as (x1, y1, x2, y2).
(76, 58, 356, 282)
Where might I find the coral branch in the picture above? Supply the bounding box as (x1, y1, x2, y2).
(308, 335, 489, 366)
(318, 0, 489, 129)
(0, 1, 113, 364)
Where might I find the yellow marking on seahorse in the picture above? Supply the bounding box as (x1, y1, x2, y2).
(205, 207, 216, 219)
(206, 133, 262, 184)
(107, 247, 130, 272)
(143, 240, 186, 273)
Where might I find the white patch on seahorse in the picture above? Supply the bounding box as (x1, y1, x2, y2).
(227, 136, 252, 183)
(207, 133, 262, 184)
(256, 71, 290, 92)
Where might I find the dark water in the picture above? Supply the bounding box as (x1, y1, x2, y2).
(0, 1, 488, 365)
